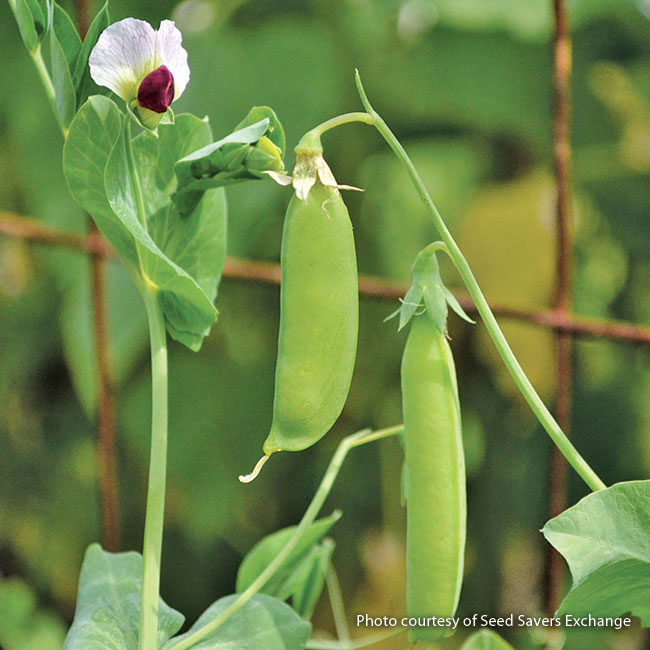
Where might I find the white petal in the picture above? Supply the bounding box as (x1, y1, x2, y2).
(263, 171, 293, 186)
(155, 20, 190, 100)
(89, 18, 156, 102)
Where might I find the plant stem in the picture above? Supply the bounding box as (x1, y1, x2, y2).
(354, 71, 606, 493)
(295, 112, 375, 154)
(165, 425, 403, 650)
(327, 566, 351, 643)
(5, 0, 63, 138)
(31, 46, 62, 130)
(123, 118, 149, 232)
(121, 113, 167, 650)
(139, 286, 168, 650)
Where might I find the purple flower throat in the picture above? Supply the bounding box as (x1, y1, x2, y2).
(137, 65, 175, 113)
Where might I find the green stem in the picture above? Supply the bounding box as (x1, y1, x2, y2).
(6, 1, 63, 135)
(354, 71, 606, 492)
(123, 117, 149, 232)
(295, 112, 375, 154)
(326, 566, 350, 643)
(31, 46, 61, 129)
(165, 425, 404, 650)
(139, 286, 168, 650)
(121, 111, 166, 650)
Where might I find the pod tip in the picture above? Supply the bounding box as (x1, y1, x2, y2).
(238, 453, 271, 484)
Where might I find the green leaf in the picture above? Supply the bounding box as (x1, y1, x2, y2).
(63, 96, 138, 266)
(133, 114, 228, 310)
(460, 629, 515, 650)
(291, 539, 335, 620)
(236, 511, 341, 600)
(109, 114, 226, 349)
(65, 98, 226, 350)
(63, 544, 184, 650)
(542, 480, 650, 625)
(104, 122, 216, 349)
(52, 3, 81, 71)
(73, 2, 110, 106)
(15, 0, 40, 52)
(166, 593, 311, 650)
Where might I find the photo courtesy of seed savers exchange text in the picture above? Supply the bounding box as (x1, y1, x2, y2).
(355, 613, 634, 632)
(4, 1, 650, 648)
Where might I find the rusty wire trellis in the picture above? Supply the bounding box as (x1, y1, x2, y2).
(2, 0, 650, 621)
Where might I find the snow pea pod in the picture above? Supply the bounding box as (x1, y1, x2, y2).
(262, 178, 358, 454)
(401, 313, 466, 643)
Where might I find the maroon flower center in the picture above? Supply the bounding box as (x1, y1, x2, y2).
(137, 65, 175, 113)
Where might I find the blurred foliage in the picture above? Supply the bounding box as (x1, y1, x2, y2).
(1, 0, 650, 648)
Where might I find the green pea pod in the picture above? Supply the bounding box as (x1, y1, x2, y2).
(401, 314, 466, 643)
(263, 182, 358, 454)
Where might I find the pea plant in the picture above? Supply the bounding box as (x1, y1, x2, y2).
(6, 2, 650, 650)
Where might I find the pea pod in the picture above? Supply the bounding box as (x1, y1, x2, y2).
(393, 244, 471, 643)
(263, 159, 358, 455)
(402, 314, 465, 643)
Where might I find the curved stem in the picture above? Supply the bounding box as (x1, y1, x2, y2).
(165, 425, 404, 650)
(355, 71, 606, 493)
(295, 112, 375, 154)
(139, 286, 168, 650)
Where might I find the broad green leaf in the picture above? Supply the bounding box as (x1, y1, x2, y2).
(0, 579, 66, 650)
(165, 593, 311, 650)
(66, 97, 225, 350)
(236, 511, 341, 600)
(15, 0, 39, 52)
(291, 539, 335, 619)
(104, 114, 225, 349)
(52, 2, 80, 71)
(73, 2, 110, 105)
(460, 629, 515, 650)
(64, 544, 184, 650)
(64, 96, 138, 267)
(133, 114, 228, 310)
(543, 480, 650, 625)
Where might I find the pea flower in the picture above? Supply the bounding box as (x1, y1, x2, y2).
(89, 18, 190, 129)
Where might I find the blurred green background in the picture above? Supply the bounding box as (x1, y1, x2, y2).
(1, 0, 650, 648)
